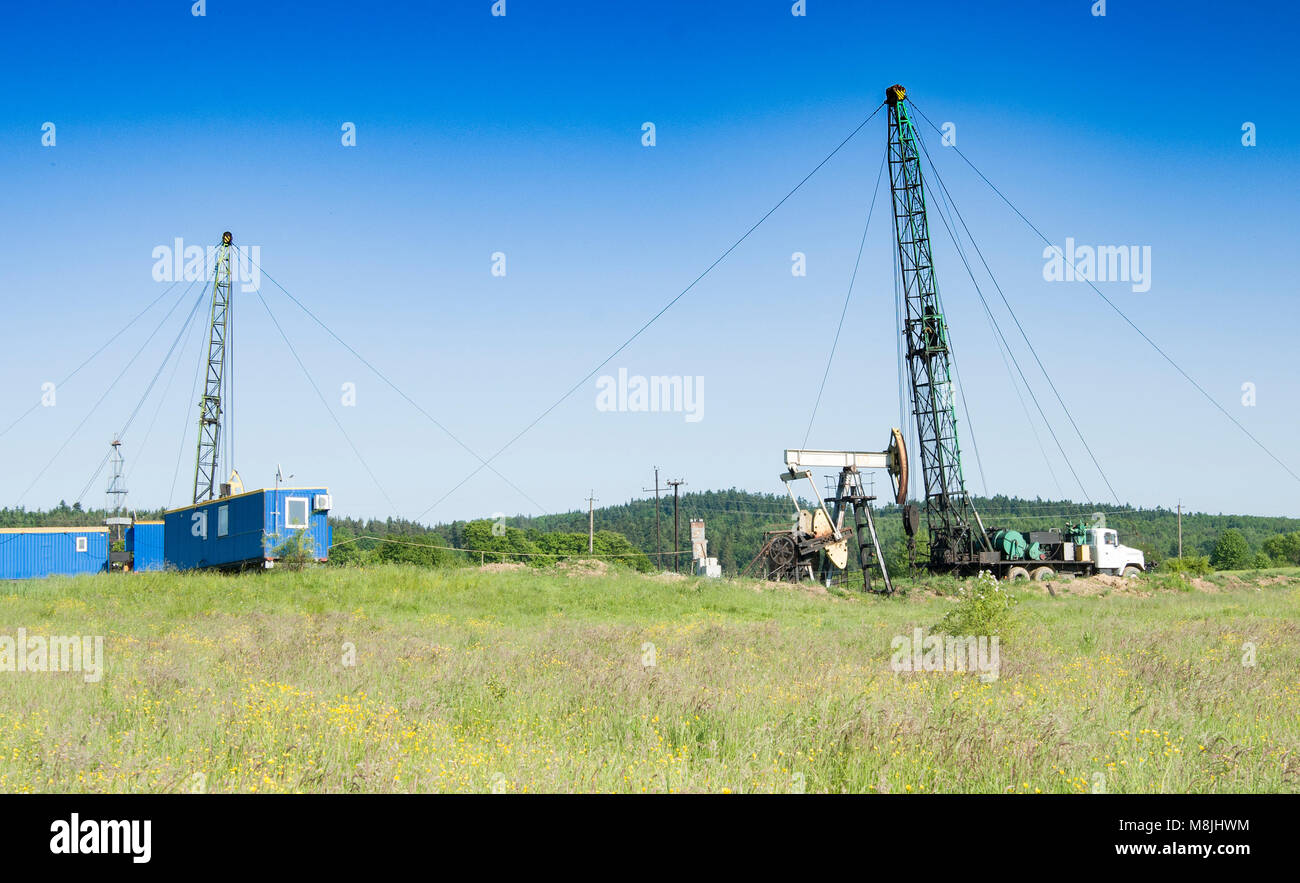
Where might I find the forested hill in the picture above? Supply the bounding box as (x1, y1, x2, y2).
(437, 489, 1300, 575)
(9, 491, 1300, 576)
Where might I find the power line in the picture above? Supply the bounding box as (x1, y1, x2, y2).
(642, 467, 662, 569)
(667, 479, 686, 573)
(330, 533, 684, 560)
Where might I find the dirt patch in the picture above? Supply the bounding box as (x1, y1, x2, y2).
(555, 558, 611, 578)
(652, 571, 688, 583)
(480, 562, 527, 574)
(738, 576, 830, 596)
(796, 581, 830, 597)
(1039, 573, 1143, 597)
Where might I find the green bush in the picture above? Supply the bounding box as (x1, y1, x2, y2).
(937, 571, 1018, 637)
(270, 531, 315, 571)
(1262, 532, 1300, 566)
(463, 520, 544, 565)
(1160, 555, 1212, 576)
(376, 535, 448, 568)
(1211, 529, 1251, 571)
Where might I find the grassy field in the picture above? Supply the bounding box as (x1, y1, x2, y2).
(1, 563, 1298, 793)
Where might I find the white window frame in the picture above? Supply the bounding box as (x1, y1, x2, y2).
(76, 535, 88, 553)
(218, 505, 230, 538)
(285, 497, 310, 530)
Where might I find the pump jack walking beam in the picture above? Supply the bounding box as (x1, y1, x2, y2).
(787, 430, 907, 594)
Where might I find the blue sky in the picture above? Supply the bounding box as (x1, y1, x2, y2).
(1, 0, 1297, 524)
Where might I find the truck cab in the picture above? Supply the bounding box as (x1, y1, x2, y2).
(1090, 528, 1145, 576)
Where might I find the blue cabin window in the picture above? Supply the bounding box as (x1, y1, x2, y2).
(286, 497, 309, 529)
(76, 536, 88, 553)
(218, 505, 229, 538)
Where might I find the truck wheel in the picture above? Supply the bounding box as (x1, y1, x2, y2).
(1030, 566, 1056, 581)
(1005, 566, 1030, 582)
(1122, 565, 1142, 578)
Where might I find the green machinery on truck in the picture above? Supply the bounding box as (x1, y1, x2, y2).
(885, 85, 1144, 582)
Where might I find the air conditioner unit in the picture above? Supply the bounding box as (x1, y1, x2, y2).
(313, 494, 333, 511)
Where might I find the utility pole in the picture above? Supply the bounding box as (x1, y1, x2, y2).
(1177, 500, 1183, 560)
(587, 490, 598, 554)
(667, 479, 686, 572)
(642, 467, 661, 570)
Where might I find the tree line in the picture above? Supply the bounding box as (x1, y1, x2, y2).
(6, 490, 1299, 575)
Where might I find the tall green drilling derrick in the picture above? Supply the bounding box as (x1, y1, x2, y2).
(885, 86, 986, 569)
(193, 231, 233, 504)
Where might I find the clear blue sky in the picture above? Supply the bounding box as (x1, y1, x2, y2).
(1, 0, 1297, 524)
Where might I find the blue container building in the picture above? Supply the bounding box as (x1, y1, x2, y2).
(125, 521, 165, 572)
(163, 487, 332, 571)
(0, 527, 110, 580)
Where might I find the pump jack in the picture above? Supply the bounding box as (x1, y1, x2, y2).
(754, 430, 907, 593)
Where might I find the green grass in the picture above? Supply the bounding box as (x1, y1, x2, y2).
(1, 564, 1297, 793)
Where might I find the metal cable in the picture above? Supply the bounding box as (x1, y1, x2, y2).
(908, 98, 1299, 489)
(255, 290, 398, 513)
(169, 330, 207, 508)
(74, 283, 208, 507)
(235, 246, 546, 515)
(802, 147, 888, 447)
(415, 103, 888, 522)
(913, 134, 1094, 501)
(21, 276, 203, 507)
(913, 112, 1116, 504)
(0, 278, 184, 442)
(126, 288, 209, 488)
(919, 143, 1061, 497)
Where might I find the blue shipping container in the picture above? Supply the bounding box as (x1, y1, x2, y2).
(125, 521, 165, 572)
(0, 527, 110, 580)
(163, 487, 332, 571)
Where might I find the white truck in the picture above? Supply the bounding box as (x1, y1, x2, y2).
(996, 524, 1146, 581)
(1085, 526, 1147, 578)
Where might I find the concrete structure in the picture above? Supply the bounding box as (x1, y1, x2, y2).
(689, 519, 722, 578)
